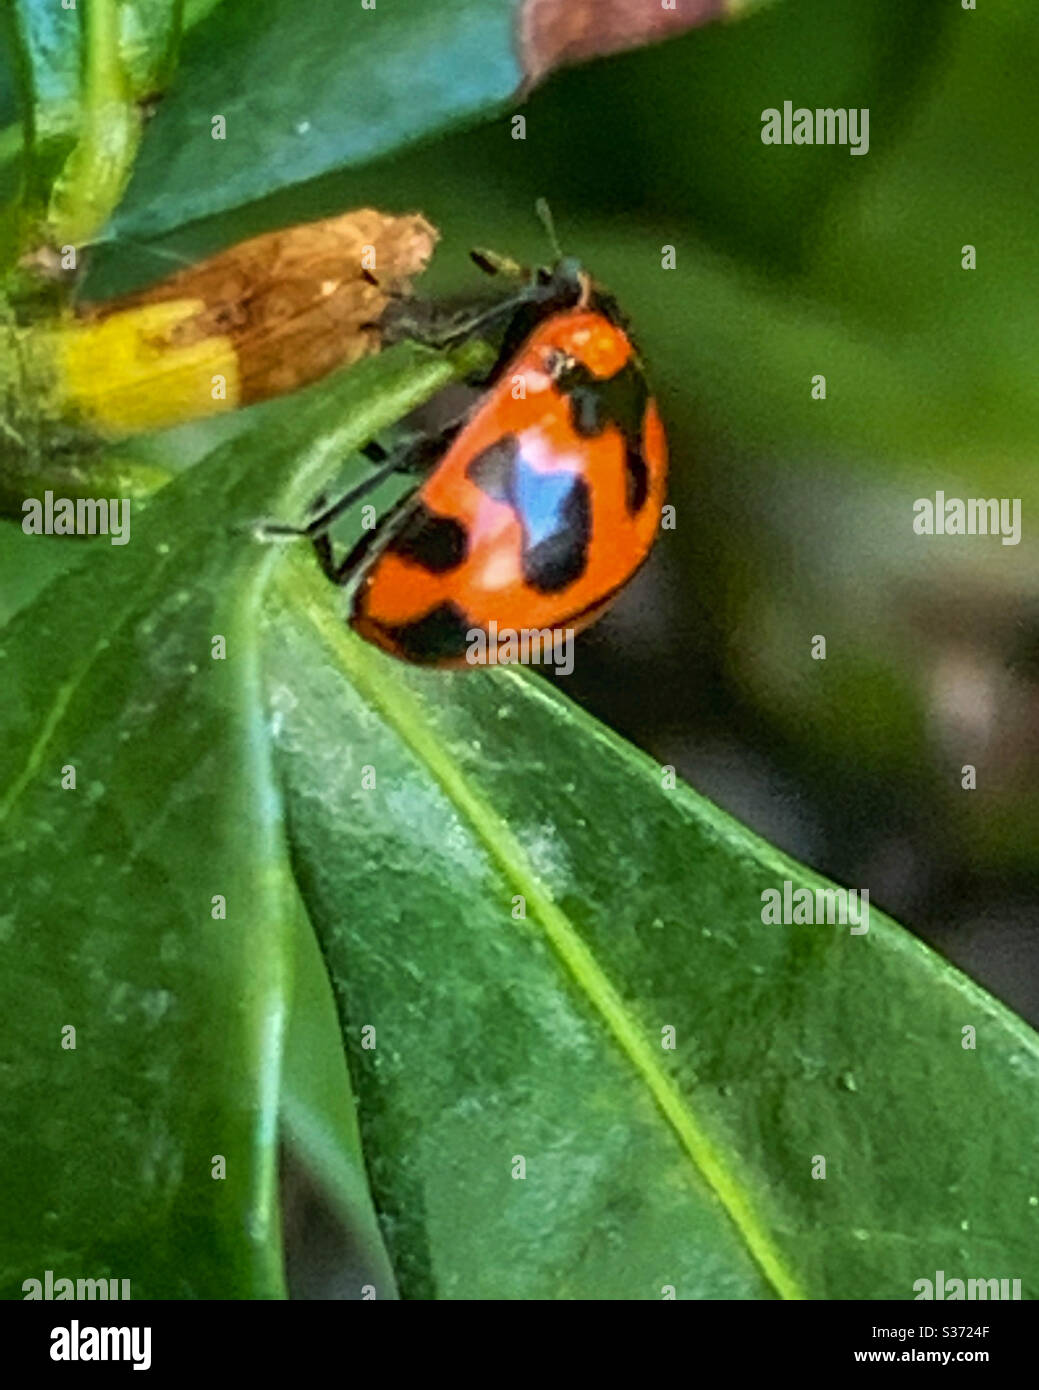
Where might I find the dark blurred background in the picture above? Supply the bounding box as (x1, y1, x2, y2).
(86, 0, 1039, 1024)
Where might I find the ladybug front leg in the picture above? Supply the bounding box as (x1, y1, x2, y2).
(257, 453, 406, 546)
(318, 420, 470, 589)
(253, 421, 464, 583)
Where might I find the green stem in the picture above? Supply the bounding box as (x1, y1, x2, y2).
(48, 0, 140, 245)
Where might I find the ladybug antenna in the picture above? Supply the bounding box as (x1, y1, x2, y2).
(534, 197, 563, 261)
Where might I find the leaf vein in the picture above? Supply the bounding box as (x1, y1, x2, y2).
(283, 562, 805, 1301)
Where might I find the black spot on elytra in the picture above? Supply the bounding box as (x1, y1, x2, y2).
(523, 477, 591, 593)
(383, 602, 474, 664)
(465, 436, 518, 504)
(467, 436, 590, 593)
(560, 358, 648, 441)
(387, 501, 467, 573)
(558, 358, 652, 516)
(625, 446, 649, 513)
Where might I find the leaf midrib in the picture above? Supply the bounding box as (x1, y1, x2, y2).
(278, 559, 806, 1301)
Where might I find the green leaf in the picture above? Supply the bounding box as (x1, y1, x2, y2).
(0, 518, 94, 628)
(280, 895, 398, 1299)
(0, 343, 469, 1298)
(105, 0, 522, 244)
(0, 461, 290, 1297)
(98, 0, 782, 258)
(264, 562, 1039, 1299)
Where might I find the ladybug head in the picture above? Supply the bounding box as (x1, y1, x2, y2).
(470, 201, 593, 315)
(530, 199, 591, 309)
(534, 254, 591, 310)
(466, 200, 626, 372)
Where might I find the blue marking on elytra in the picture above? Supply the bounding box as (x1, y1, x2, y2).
(513, 460, 580, 552)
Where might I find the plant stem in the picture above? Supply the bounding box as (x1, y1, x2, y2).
(48, 0, 140, 246)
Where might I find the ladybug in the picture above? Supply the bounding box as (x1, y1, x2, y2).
(276, 218, 667, 667)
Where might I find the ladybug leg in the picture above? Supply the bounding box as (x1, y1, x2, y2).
(317, 420, 469, 588)
(323, 493, 414, 588)
(296, 444, 385, 577)
(257, 454, 405, 545)
(365, 267, 526, 349)
(254, 420, 463, 568)
(311, 531, 338, 583)
(301, 490, 335, 578)
(414, 293, 536, 349)
(385, 275, 547, 354)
